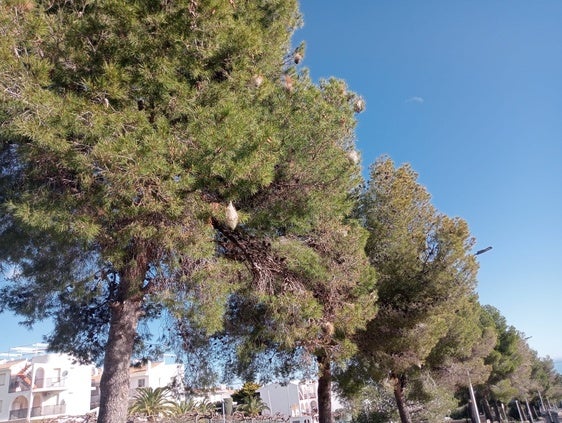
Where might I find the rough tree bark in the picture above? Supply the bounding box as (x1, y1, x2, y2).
(98, 249, 148, 423)
(392, 373, 412, 423)
(98, 299, 142, 423)
(317, 354, 333, 423)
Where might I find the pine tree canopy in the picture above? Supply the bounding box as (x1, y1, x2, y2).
(1, 1, 375, 422)
(0, 5, 376, 423)
(337, 157, 479, 423)
(359, 157, 479, 373)
(0, 0, 363, 355)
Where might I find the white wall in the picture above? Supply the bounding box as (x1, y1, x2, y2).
(258, 382, 301, 417)
(0, 360, 28, 422)
(0, 354, 93, 422)
(257, 380, 345, 422)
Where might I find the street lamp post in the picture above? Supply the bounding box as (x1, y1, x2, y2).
(475, 246, 493, 256)
(466, 246, 492, 423)
(468, 372, 480, 423)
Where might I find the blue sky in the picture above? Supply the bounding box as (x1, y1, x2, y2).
(296, 1, 562, 360)
(2, 2, 562, 365)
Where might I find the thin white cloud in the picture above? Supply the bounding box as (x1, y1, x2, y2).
(405, 96, 425, 104)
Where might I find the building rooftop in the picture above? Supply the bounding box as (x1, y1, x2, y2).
(0, 359, 26, 370)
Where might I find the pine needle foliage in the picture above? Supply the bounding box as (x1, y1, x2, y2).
(0, 1, 372, 423)
(347, 157, 479, 423)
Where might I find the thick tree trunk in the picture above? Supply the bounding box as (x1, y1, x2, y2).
(392, 374, 412, 423)
(317, 354, 333, 423)
(98, 249, 148, 423)
(98, 298, 143, 423)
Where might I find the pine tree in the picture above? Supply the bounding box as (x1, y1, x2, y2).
(352, 157, 479, 423)
(208, 79, 376, 423)
(476, 305, 540, 420)
(530, 354, 562, 408)
(0, 1, 370, 423)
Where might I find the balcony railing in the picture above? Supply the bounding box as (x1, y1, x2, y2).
(35, 377, 66, 389)
(8, 409, 27, 420)
(8, 378, 29, 393)
(9, 404, 66, 420)
(34, 404, 66, 416)
(8, 377, 65, 392)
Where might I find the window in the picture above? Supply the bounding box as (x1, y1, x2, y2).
(137, 379, 145, 388)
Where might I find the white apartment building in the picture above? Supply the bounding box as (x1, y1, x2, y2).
(90, 359, 184, 409)
(200, 384, 235, 404)
(0, 344, 184, 421)
(0, 346, 94, 422)
(258, 380, 346, 423)
(129, 360, 184, 398)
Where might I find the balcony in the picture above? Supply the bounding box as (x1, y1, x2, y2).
(9, 404, 66, 420)
(8, 378, 30, 393)
(299, 391, 317, 400)
(8, 377, 66, 393)
(34, 377, 66, 390)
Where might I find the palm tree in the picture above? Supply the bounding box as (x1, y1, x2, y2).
(169, 398, 198, 417)
(236, 395, 270, 418)
(129, 387, 174, 422)
(196, 398, 217, 415)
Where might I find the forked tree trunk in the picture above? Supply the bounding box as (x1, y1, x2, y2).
(317, 354, 333, 423)
(392, 373, 412, 423)
(98, 250, 148, 423)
